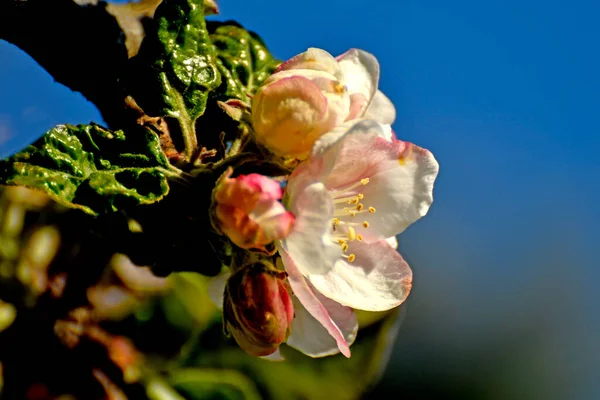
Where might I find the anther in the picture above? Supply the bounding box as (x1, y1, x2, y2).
(360, 178, 369, 185)
(356, 235, 363, 241)
(363, 221, 369, 228)
(368, 206, 376, 213)
(347, 254, 356, 262)
(356, 204, 364, 211)
(342, 243, 349, 252)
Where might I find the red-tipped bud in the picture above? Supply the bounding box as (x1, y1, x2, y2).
(224, 263, 295, 357)
(213, 168, 295, 251)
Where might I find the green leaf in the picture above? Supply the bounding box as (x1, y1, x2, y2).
(208, 22, 280, 100)
(154, 0, 221, 121)
(133, 0, 222, 159)
(0, 124, 170, 215)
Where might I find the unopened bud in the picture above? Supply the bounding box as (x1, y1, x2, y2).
(224, 263, 294, 357)
(251, 48, 351, 159)
(213, 168, 295, 250)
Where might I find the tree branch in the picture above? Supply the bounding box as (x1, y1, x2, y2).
(0, 0, 218, 131)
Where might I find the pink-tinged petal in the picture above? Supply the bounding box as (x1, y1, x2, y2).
(249, 200, 295, 243)
(312, 119, 392, 188)
(252, 74, 337, 159)
(337, 49, 380, 118)
(289, 119, 388, 190)
(304, 120, 439, 238)
(264, 70, 351, 130)
(253, 74, 327, 123)
(280, 247, 356, 357)
(286, 120, 360, 199)
(214, 168, 282, 213)
(345, 93, 369, 121)
(275, 48, 343, 81)
(240, 174, 283, 200)
(364, 90, 396, 125)
(308, 240, 413, 311)
(356, 139, 439, 237)
(287, 294, 358, 358)
(282, 182, 340, 275)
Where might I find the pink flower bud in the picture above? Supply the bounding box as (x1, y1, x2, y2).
(251, 48, 351, 159)
(224, 263, 295, 357)
(213, 168, 295, 250)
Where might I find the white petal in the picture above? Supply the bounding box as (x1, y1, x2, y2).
(313, 119, 392, 189)
(282, 182, 340, 275)
(306, 120, 439, 238)
(286, 294, 358, 358)
(292, 119, 392, 187)
(280, 247, 356, 357)
(260, 348, 285, 362)
(379, 123, 394, 142)
(386, 236, 398, 249)
(358, 141, 439, 237)
(308, 240, 412, 311)
(364, 90, 396, 125)
(207, 270, 230, 309)
(276, 48, 343, 81)
(337, 49, 380, 117)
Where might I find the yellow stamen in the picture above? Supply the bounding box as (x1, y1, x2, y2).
(356, 235, 363, 241)
(347, 254, 356, 262)
(363, 221, 369, 228)
(356, 203, 364, 211)
(360, 178, 369, 185)
(368, 206, 376, 213)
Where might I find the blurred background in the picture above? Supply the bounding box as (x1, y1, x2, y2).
(1, 0, 598, 399)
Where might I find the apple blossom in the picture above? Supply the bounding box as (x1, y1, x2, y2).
(212, 168, 295, 251)
(278, 119, 439, 356)
(251, 47, 396, 159)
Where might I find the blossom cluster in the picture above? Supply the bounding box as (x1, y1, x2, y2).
(210, 47, 439, 358)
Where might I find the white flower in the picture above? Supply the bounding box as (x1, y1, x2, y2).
(278, 119, 439, 357)
(251, 48, 396, 159)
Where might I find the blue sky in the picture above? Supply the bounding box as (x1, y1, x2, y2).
(1, 1, 598, 398)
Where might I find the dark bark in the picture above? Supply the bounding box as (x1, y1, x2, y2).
(0, 0, 162, 129)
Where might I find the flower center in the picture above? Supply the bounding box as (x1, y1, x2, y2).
(328, 177, 377, 263)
